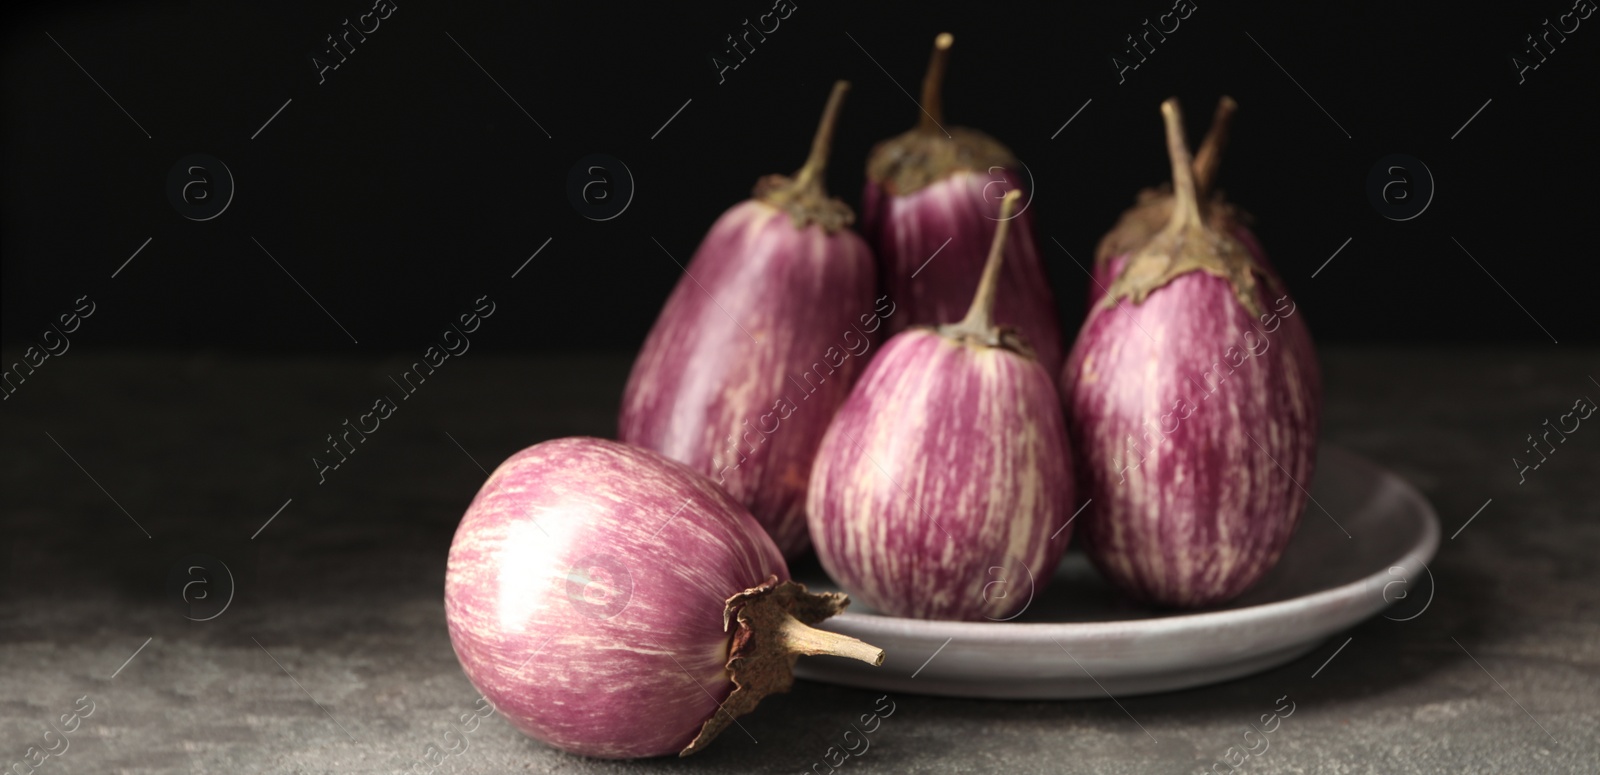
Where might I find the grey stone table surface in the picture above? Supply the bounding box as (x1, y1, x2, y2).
(2, 348, 1596, 774)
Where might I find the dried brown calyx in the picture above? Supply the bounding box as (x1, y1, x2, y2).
(755, 80, 856, 233)
(937, 190, 1034, 357)
(864, 33, 1018, 196)
(1098, 99, 1268, 318)
(1094, 96, 1251, 265)
(680, 577, 883, 757)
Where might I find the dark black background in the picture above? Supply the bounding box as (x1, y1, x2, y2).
(3, 0, 1595, 352)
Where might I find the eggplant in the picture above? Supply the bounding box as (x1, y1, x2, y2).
(1063, 99, 1321, 608)
(619, 82, 879, 559)
(445, 437, 882, 759)
(809, 192, 1074, 621)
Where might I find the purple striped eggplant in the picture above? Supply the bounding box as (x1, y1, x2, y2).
(1063, 99, 1321, 608)
(445, 437, 882, 759)
(808, 191, 1074, 621)
(862, 33, 1064, 380)
(619, 81, 879, 559)
(1089, 97, 1275, 305)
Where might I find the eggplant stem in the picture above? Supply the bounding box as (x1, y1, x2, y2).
(918, 33, 953, 131)
(775, 612, 885, 665)
(1096, 98, 1266, 320)
(685, 579, 880, 757)
(1161, 99, 1202, 229)
(1192, 95, 1237, 199)
(793, 80, 849, 191)
(948, 189, 1021, 336)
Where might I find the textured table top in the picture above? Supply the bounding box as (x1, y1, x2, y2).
(2, 348, 1596, 774)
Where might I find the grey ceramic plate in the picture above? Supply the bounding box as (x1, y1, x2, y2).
(793, 444, 1440, 699)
